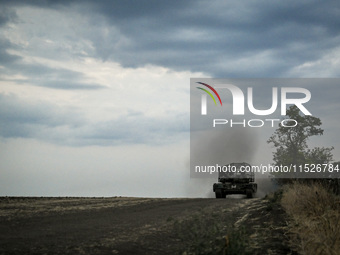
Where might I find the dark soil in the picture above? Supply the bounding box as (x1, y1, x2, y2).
(0, 196, 292, 254)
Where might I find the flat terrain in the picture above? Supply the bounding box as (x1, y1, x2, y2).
(0, 196, 291, 254)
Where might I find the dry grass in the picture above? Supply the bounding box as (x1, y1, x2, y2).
(0, 197, 179, 219)
(281, 182, 340, 255)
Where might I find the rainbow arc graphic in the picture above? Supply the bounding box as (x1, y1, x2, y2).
(196, 82, 222, 106)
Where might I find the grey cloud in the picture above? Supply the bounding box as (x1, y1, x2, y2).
(0, 38, 21, 65)
(17, 64, 105, 90)
(34, 80, 105, 90)
(0, 6, 103, 91)
(0, 15, 104, 90)
(0, 0, 73, 9)
(0, 94, 84, 139)
(77, 0, 340, 77)
(2, 1, 340, 77)
(75, 112, 189, 146)
(0, 6, 17, 27)
(1, 59, 105, 90)
(0, 94, 188, 146)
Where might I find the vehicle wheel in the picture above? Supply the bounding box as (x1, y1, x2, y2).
(215, 189, 223, 198)
(246, 189, 253, 198)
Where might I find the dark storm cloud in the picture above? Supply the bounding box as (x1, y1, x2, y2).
(1, 1, 339, 145)
(0, 6, 17, 26)
(2, 0, 340, 77)
(83, 0, 340, 77)
(0, 0, 73, 9)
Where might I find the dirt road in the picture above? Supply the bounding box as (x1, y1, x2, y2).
(0, 196, 291, 254)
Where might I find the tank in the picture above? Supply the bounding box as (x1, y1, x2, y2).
(213, 163, 257, 198)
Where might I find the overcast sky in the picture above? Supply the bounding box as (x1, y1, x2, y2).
(1, 1, 340, 197)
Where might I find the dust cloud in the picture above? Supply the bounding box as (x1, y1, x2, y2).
(255, 173, 279, 198)
(187, 127, 263, 198)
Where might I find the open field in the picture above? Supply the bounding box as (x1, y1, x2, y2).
(0, 196, 291, 254)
